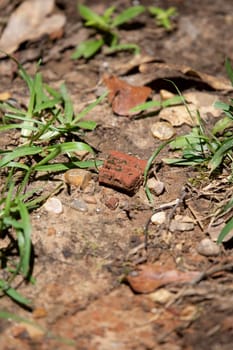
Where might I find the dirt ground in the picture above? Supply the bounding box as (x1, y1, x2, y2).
(0, 0, 233, 349)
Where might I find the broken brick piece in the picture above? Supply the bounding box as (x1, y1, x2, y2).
(99, 151, 147, 194)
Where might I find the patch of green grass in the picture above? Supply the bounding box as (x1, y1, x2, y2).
(0, 56, 105, 306)
(72, 4, 145, 59)
(144, 59, 233, 243)
(148, 6, 178, 31)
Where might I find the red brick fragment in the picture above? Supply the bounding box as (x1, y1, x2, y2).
(99, 151, 147, 194)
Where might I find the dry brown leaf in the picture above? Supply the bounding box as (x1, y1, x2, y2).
(159, 91, 222, 126)
(103, 75, 152, 116)
(111, 54, 156, 75)
(0, 0, 66, 57)
(159, 104, 197, 126)
(127, 264, 200, 293)
(122, 61, 233, 92)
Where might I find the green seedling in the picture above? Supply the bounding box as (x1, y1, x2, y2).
(144, 60, 233, 243)
(130, 94, 183, 114)
(148, 6, 177, 30)
(0, 57, 105, 305)
(72, 4, 145, 59)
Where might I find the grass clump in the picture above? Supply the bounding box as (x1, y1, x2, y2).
(72, 4, 179, 60)
(148, 6, 177, 31)
(144, 59, 233, 243)
(0, 57, 105, 306)
(72, 4, 145, 59)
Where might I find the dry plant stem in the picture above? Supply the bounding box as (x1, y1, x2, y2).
(144, 187, 187, 249)
(190, 262, 233, 285)
(185, 201, 204, 231)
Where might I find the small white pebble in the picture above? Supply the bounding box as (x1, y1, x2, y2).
(71, 199, 88, 212)
(149, 288, 173, 304)
(147, 178, 165, 196)
(151, 211, 166, 225)
(169, 219, 194, 232)
(160, 89, 176, 101)
(44, 197, 63, 214)
(151, 121, 175, 140)
(197, 238, 221, 257)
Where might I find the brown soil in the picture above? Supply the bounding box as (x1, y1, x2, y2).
(0, 1, 233, 349)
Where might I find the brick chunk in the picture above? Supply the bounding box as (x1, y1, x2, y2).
(99, 151, 147, 194)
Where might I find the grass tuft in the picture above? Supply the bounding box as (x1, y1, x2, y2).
(0, 56, 106, 305)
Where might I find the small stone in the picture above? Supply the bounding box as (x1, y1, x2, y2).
(84, 195, 97, 204)
(149, 288, 173, 304)
(169, 216, 194, 232)
(151, 121, 175, 140)
(197, 238, 221, 257)
(151, 211, 166, 225)
(64, 169, 92, 189)
(71, 198, 88, 212)
(147, 178, 165, 196)
(105, 196, 119, 210)
(160, 89, 176, 101)
(44, 197, 63, 214)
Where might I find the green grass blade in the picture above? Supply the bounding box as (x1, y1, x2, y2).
(75, 91, 108, 121)
(143, 140, 171, 202)
(161, 95, 183, 108)
(71, 39, 104, 59)
(0, 145, 42, 168)
(0, 101, 26, 115)
(0, 124, 33, 132)
(107, 43, 140, 55)
(144, 140, 171, 185)
(78, 4, 109, 31)
(225, 58, 233, 87)
(60, 84, 74, 124)
(47, 141, 94, 154)
(44, 84, 62, 99)
(111, 6, 145, 27)
(33, 146, 61, 168)
(33, 97, 61, 113)
(2, 161, 30, 171)
(217, 217, 233, 244)
(103, 6, 115, 22)
(35, 159, 103, 172)
(76, 120, 97, 130)
(0, 281, 31, 306)
(130, 100, 161, 113)
(208, 137, 233, 172)
(17, 199, 32, 277)
(33, 72, 45, 107)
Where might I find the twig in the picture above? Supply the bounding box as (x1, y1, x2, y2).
(144, 187, 187, 249)
(190, 262, 233, 285)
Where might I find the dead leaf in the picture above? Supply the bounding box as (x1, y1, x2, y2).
(0, 0, 66, 57)
(208, 222, 233, 242)
(123, 61, 233, 92)
(159, 104, 197, 126)
(111, 54, 157, 75)
(127, 264, 200, 293)
(103, 75, 152, 116)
